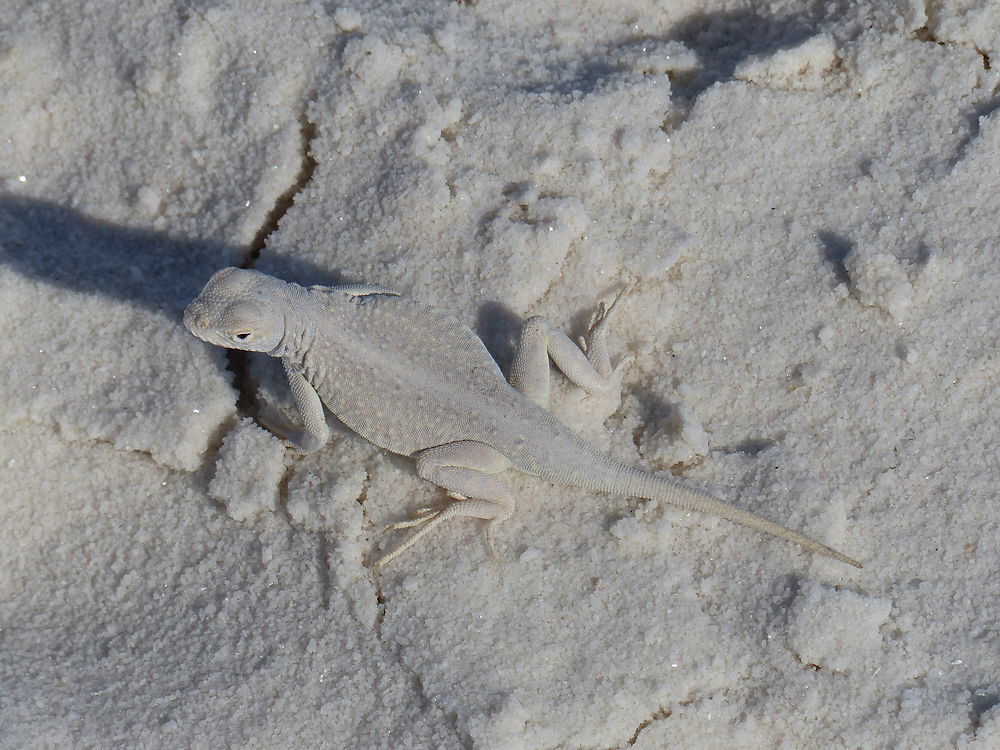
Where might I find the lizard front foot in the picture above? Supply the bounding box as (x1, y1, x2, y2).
(258, 406, 326, 453)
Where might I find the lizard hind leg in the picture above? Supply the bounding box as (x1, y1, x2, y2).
(373, 441, 516, 572)
(509, 284, 633, 410)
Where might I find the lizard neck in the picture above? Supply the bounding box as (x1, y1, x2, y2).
(268, 290, 318, 362)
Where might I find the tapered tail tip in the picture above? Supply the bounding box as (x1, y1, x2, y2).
(826, 548, 863, 569)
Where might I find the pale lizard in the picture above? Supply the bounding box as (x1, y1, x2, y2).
(184, 267, 861, 571)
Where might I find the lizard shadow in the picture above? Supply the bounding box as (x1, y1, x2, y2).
(0, 195, 340, 319)
(475, 300, 523, 376)
(665, 9, 820, 101)
(816, 230, 852, 284)
(515, 9, 820, 104)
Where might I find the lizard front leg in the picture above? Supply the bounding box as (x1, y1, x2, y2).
(374, 441, 514, 571)
(258, 359, 330, 454)
(509, 285, 633, 409)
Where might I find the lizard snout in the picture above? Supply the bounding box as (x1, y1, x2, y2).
(182, 303, 211, 337)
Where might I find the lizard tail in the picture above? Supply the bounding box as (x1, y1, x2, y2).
(613, 465, 862, 568)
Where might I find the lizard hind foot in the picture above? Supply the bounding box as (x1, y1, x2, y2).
(374, 497, 515, 573)
(382, 506, 441, 532)
(375, 442, 516, 573)
(374, 510, 451, 572)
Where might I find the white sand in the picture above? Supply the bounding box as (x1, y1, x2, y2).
(2, 1, 999, 747)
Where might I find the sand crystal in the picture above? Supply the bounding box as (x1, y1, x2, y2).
(2, 0, 999, 747)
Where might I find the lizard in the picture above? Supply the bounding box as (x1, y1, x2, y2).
(184, 267, 862, 571)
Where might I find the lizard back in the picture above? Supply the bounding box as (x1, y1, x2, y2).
(295, 291, 532, 457)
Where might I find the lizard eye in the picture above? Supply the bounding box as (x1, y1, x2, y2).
(234, 332, 252, 341)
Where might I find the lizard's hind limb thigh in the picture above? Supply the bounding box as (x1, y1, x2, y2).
(509, 286, 632, 409)
(374, 441, 515, 571)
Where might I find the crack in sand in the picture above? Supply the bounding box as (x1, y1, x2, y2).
(241, 108, 319, 270)
(223, 104, 319, 419)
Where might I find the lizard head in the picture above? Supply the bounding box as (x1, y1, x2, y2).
(184, 267, 286, 353)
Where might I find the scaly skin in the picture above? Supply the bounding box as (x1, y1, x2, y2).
(185, 267, 862, 571)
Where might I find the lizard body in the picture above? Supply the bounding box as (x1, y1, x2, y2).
(184, 267, 861, 570)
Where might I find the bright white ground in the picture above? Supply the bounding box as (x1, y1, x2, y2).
(2, 1, 999, 747)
